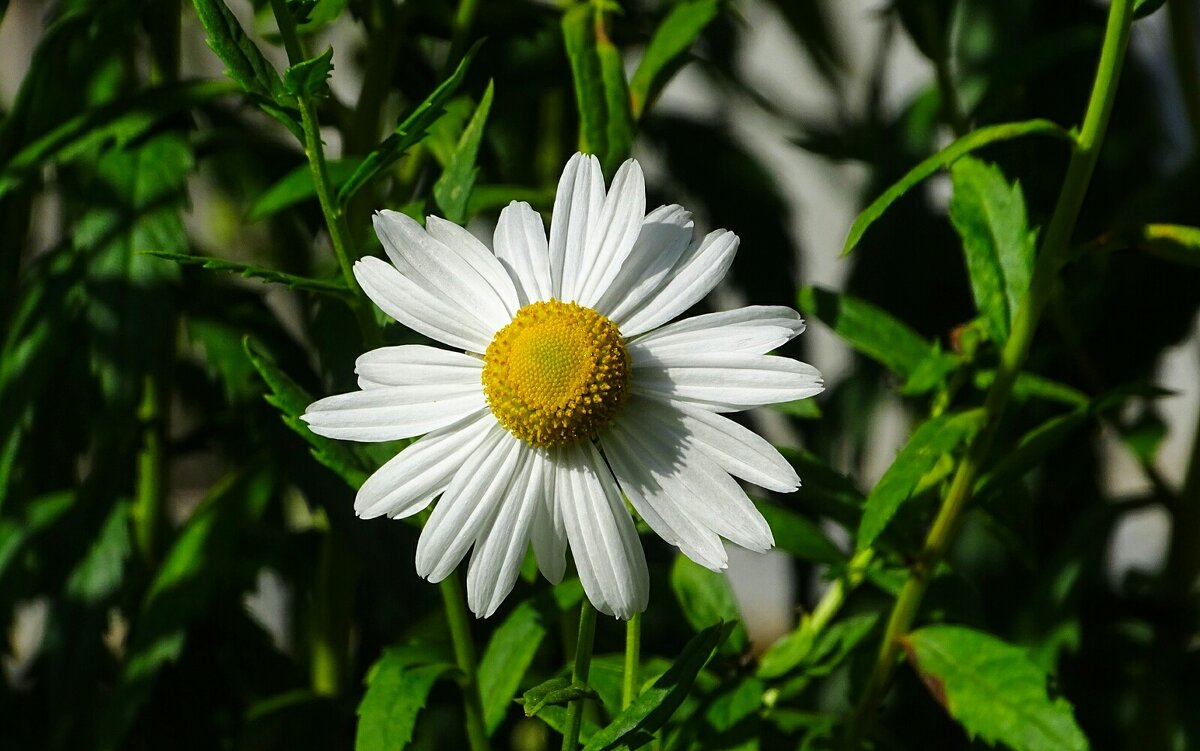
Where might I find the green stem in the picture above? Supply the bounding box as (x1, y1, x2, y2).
(133, 372, 167, 564)
(440, 573, 491, 751)
(563, 601, 599, 751)
(622, 612, 641, 710)
(846, 0, 1136, 743)
(1169, 0, 1200, 147)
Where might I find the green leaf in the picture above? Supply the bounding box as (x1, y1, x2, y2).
(949, 157, 1036, 343)
(249, 158, 361, 221)
(628, 0, 721, 120)
(758, 612, 878, 680)
(191, 0, 301, 138)
(974, 370, 1089, 407)
(704, 676, 765, 732)
(671, 556, 748, 654)
(1134, 0, 1168, 19)
(356, 650, 455, 751)
(798, 286, 954, 379)
(597, 32, 635, 169)
(582, 621, 733, 751)
(337, 41, 481, 206)
(244, 338, 369, 487)
(1093, 223, 1200, 268)
(66, 501, 132, 604)
(974, 410, 1087, 501)
(0, 491, 74, 585)
(755, 503, 845, 564)
(283, 46, 334, 99)
(842, 119, 1070, 255)
(522, 677, 598, 717)
(143, 251, 350, 296)
(857, 409, 986, 549)
(902, 625, 1089, 751)
(563, 5, 608, 160)
(433, 79, 494, 223)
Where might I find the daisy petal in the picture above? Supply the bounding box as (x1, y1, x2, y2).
(632, 353, 824, 412)
(600, 427, 729, 571)
(616, 229, 739, 337)
(531, 452, 568, 584)
(559, 442, 649, 619)
(302, 383, 486, 442)
(354, 257, 492, 352)
(355, 410, 497, 519)
(594, 205, 694, 321)
(425, 215, 521, 316)
(466, 450, 543, 617)
(373, 210, 511, 332)
(495, 201, 553, 305)
(416, 428, 525, 582)
(549, 153, 605, 301)
(628, 306, 805, 363)
(574, 159, 646, 308)
(356, 345, 482, 390)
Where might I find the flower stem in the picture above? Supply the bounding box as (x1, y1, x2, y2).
(563, 601, 599, 751)
(440, 573, 491, 751)
(846, 0, 1136, 742)
(622, 612, 641, 710)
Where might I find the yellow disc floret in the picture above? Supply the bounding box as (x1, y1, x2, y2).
(483, 300, 630, 448)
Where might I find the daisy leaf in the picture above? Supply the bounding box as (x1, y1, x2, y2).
(562, 4, 635, 171)
(671, 556, 749, 654)
(356, 650, 456, 751)
(433, 79, 494, 223)
(628, 0, 722, 120)
(143, 251, 351, 296)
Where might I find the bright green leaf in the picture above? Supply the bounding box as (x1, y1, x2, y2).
(522, 677, 597, 717)
(671, 556, 748, 653)
(758, 612, 877, 680)
(903, 625, 1089, 751)
(433, 79, 494, 223)
(283, 46, 334, 99)
(356, 651, 454, 751)
(628, 0, 721, 120)
(563, 5, 609, 160)
(842, 119, 1070, 255)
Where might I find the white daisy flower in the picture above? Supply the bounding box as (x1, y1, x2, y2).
(302, 153, 823, 619)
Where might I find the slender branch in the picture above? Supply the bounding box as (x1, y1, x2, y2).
(622, 612, 641, 710)
(440, 573, 492, 751)
(846, 0, 1137, 742)
(563, 601, 599, 751)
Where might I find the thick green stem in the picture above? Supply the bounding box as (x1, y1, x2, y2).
(440, 573, 491, 751)
(622, 612, 641, 710)
(846, 0, 1136, 743)
(563, 601, 599, 751)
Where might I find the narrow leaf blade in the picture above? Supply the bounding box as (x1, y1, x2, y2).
(433, 79, 494, 223)
(628, 0, 721, 120)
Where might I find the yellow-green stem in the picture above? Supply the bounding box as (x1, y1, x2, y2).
(622, 612, 641, 710)
(439, 573, 492, 751)
(846, 0, 1136, 742)
(563, 601, 598, 751)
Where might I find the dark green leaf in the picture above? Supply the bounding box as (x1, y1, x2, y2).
(356, 650, 454, 751)
(902, 625, 1089, 751)
(842, 120, 1070, 255)
(671, 556, 748, 654)
(563, 5, 608, 160)
(628, 0, 721, 120)
(704, 676, 765, 732)
(0, 491, 74, 585)
(522, 677, 597, 717)
(66, 501, 132, 604)
(775, 448, 864, 528)
(337, 41, 481, 205)
(949, 157, 1036, 343)
(758, 612, 878, 680)
(755, 503, 845, 564)
(975, 410, 1087, 500)
(772, 397, 822, 419)
(857, 409, 986, 549)
(143, 251, 350, 295)
(433, 79, 494, 223)
(283, 47, 334, 99)
(597, 32, 635, 169)
(249, 158, 361, 221)
(974, 370, 1089, 407)
(1134, 0, 1168, 19)
(582, 621, 733, 751)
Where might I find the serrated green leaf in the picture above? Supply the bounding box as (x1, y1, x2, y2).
(798, 286, 952, 379)
(337, 41, 481, 206)
(522, 677, 597, 717)
(949, 157, 1036, 343)
(582, 621, 733, 751)
(671, 556, 748, 654)
(903, 625, 1089, 751)
(356, 651, 454, 751)
(628, 0, 721, 120)
(842, 119, 1070, 255)
(249, 158, 360, 221)
(143, 251, 350, 295)
(433, 79, 494, 223)
(755, 503, 844, 564)
(283, 46, 333, 99)
(857, 409, 985, 549)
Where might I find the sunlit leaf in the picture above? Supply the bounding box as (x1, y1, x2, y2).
(628, 0, 721, 120)
(356, 650, 455, 751)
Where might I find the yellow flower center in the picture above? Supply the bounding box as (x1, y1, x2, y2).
(482, 300, 630, 448)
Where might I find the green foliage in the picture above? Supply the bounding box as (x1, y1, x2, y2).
(758, 612, 877, 680)
(284, 47, 335, 99)
(356, 649, 455, 751)
(902, 625, 1089, 751)
(562, 5, 635, 171)
(433, 80, 494, 223)
(756, 503, 845, 564)
(628, 0, 721, 120)
(250, 158, 361, 221)
(671, 556, 749, 654)
(144, 251, 350, 295)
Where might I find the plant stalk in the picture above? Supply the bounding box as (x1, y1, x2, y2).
(563, 601, 599, 751)
(440, 573, 492, 751)
(622, 612, 641, 710)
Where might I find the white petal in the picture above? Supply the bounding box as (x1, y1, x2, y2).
(416, 428, 525, 582)
(302, 384, 486, 442)
(531, 451, 567, 584)
(616, 229, 739, 337)
(466, 450, 543, 617)
(424, 215, 521, 316)
(548, 153, 605, 301)
(355, 410, 498, 519)
(635, 396, 799, 492)
(628, 306, 805, 364)
(558, 442, 649, 619)
(606, 409, 775, 553)
(574, 159, 646, 308)
(373, 210, 510, 332)
(632, 353, 824, 412)
(494, 201, 552, 305)
(594, 205, 693, 321)
(356, 345, 482, 390)
(600, 427, 729, 571)
(354, 257, 492, 352)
